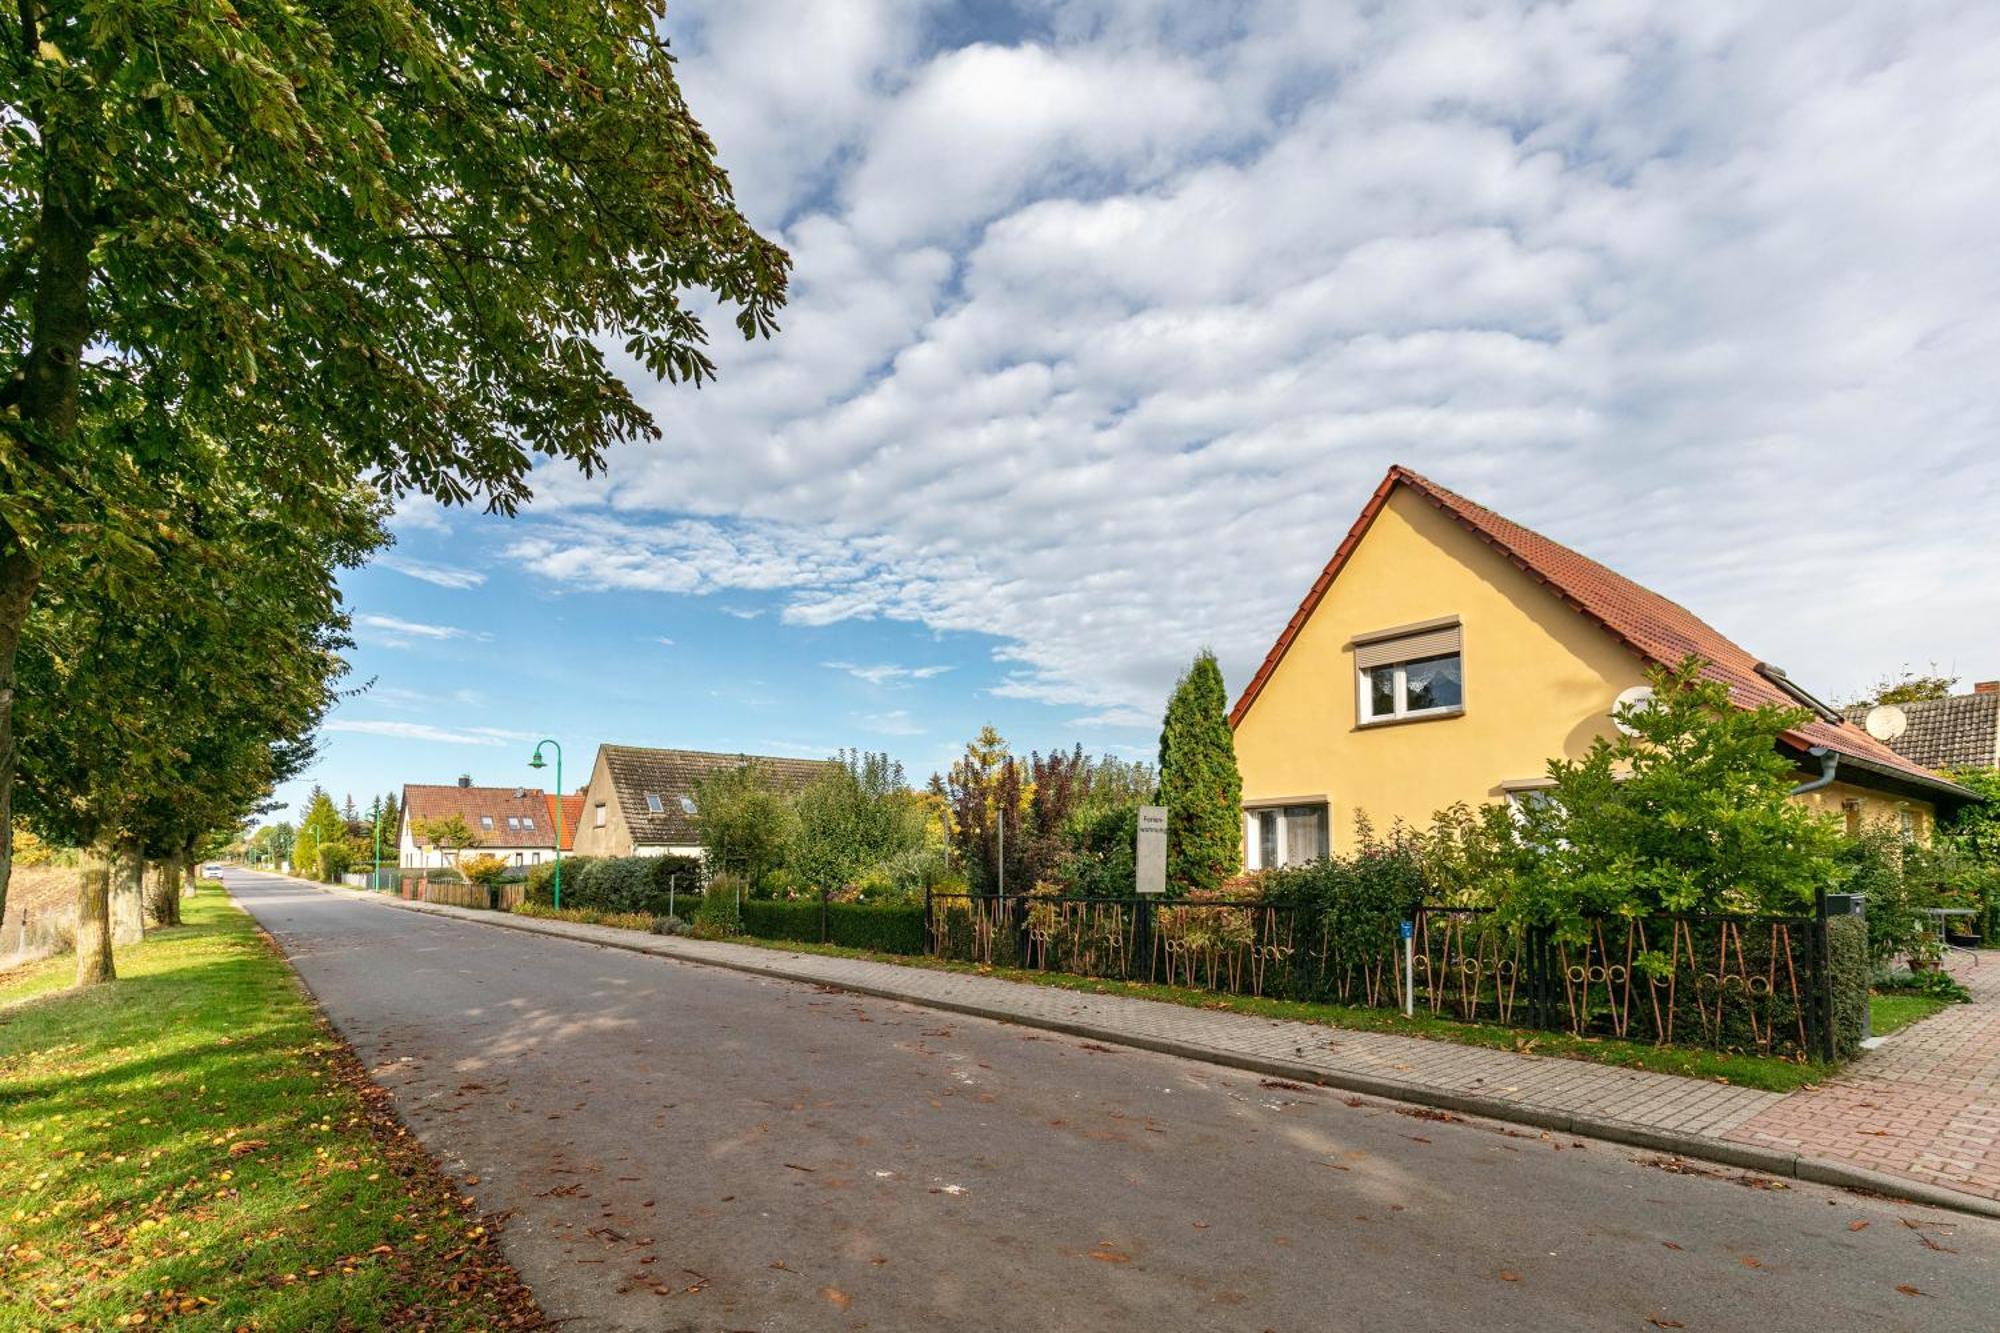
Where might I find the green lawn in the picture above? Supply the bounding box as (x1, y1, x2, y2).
(1870, 991, 1950, 1037)
(510, 908, 1835, 1093)
(0, 892, 538, 1330)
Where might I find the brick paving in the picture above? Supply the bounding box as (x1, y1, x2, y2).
(287, 878, 2000, 1212)
(1727, 954, 2000, 1202)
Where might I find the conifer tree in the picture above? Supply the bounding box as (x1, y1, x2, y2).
(1156, 651, 1243, 894)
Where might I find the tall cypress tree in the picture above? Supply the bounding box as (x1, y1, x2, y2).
(1156, 651, 1243, 894)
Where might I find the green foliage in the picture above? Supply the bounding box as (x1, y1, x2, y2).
(737, 898, 926, 955)
(691, 762, 796, 888)
(1483, 658, 1843, 937)
(1825, 915, 1869, 1059)
(1157, 651, 1243, 895)
(1876, 967, 1972, 1004)
(509, 901, 653, 932)
(1264, 818, 1426, 994)
(786, 751, 927, 892)
(421, 866, 464, 886)
(414, 813, 481, 856)
(1839, 819, 1941, 968)
(1845, 666, 1958, 708)
(524, 856, 591, 905)
(314, 842, 353, 883)
(691, 875, 747, 937)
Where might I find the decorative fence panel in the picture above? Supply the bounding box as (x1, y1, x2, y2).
(925, 893, 1837, 1058)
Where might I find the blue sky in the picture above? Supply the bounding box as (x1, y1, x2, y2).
(274, 1, 2000, 823)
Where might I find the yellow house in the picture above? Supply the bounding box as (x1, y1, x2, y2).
(1229, 466, 1977, 868)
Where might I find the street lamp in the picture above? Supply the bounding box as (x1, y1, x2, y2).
(527, 739, 563, 911)
(679, 794, 735, 926)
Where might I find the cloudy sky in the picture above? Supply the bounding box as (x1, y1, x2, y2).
(282, 0, 2000, 823)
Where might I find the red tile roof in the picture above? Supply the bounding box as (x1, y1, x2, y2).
(1231, 465, 1973, 802)
(546, 793, 585, 851)
(401, 783, 558, 849)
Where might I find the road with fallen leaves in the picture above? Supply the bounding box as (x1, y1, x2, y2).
(228, 870, 1999, 1332)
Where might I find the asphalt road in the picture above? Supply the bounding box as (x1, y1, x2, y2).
(226, 870, 2000, 1332)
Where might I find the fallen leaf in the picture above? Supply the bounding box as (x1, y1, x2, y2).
(1739, 1256, 1762, 1269)
(820, 1286, 852, 1310)
(1497, 1270, 1520, 1282)
(1896, 1284, 1929, 1298)
(1662, 1241, 1684, 1251)
(1088, 1245, 1132, 1264)
(1848, 1220, 1870, 1232)
(1646, 1318, 1686, 1329)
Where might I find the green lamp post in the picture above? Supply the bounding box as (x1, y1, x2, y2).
(528, 739, 563, 910)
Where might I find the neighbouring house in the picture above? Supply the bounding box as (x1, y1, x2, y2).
(548, 790, 585, 853)
(572, 744, 836, 859)
(1843, 683, 2000, 775)
(398, 776, 563, 871)
(1228, 465, 1979, 869)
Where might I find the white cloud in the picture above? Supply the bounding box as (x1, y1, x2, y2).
(824, 661, 953, 686)
(377, 556, 487, 590)
(506, 2, 2000, 723)
(324, 720, 508, 746)
(356, 614, 491, 645)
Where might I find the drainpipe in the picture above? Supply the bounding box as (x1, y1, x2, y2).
(1790, 745, 1840, 796)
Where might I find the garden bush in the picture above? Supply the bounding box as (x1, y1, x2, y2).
(523, 855, 701, 914)
(735, 898, 928, 955)
(1825, 913, 1869, 1058)
(424, 866, 464, 885)
(314, 843, 353, 882)
(460, 853, 508, 887)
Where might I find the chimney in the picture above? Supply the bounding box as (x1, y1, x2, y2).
(457, 774, 473, 788)
(1976, 681, 1999, 695)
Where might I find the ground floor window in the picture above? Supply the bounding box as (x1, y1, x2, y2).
(1244, 803, 1329, 871)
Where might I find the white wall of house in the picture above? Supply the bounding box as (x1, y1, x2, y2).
(395, 818, 555, 870)
(632, 844, 705, 859)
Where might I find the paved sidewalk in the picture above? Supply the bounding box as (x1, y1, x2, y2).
(1728, 955, 2000, 1203)
(277, 875, 2000, 1218)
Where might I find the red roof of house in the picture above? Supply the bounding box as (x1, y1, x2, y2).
(546, 792, 585, 851)
(401, 783, 557, 849)
(1231, 465, 1973, 802)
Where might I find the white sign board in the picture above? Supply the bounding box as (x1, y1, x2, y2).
(1135, 805, 1168, 895)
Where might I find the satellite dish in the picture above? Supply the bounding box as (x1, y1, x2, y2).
(1864, 704, 1909, 742)
(1612, 685, 1655, 736)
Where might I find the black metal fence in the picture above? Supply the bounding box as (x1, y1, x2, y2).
(924, 892, 1846, 1059)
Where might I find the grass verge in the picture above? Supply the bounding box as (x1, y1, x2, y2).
(1869, 991, 1950, 1037)
(499, 908, 1832, 1093)
(0, 892, 541, 1330)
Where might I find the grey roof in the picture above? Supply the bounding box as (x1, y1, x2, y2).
(1841, 692, 2000, 774)
(601, 745, 836, 845)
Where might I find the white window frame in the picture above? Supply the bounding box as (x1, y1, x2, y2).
(645, 792, 665, 814)
(1357, 652, 1463, 725)
(479, 815, 495, 831)
(522, 815, 535, 831)
(594, 802, 608, 828)
(1243, 802, 1331, 871)
(505, 816, 520, 831)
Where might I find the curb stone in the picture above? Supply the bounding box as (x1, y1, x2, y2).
(249, 872, 2000, 1223)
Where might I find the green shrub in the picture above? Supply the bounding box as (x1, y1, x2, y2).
(424, 866, 464, 885)
(1876, 968, 1973, 1004)
(524, 855, 700, 914)
(692, 874, 745, 936)
(1825, 914, 1869, 1058)
(737, 897, 927, 954)
(315, 843, 353, 882)
(509, 901, 652, 931)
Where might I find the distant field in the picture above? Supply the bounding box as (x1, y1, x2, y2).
(5, 865, 80, 920)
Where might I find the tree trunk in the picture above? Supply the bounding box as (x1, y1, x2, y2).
(182, 850, 198, 897)
(148, 857, 182, 927)
(74, 865, 113, 986)
(1, 100, 97, 946)
(109, 836, 145, 944)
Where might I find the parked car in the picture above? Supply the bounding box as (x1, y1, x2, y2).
(202, 863, 223, 877)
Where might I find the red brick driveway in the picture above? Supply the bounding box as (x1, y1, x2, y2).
(1728, 952, 2000, 1202)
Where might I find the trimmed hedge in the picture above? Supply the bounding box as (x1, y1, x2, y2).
(1826, 913, 1869, 1058)
(738, 898, 926, 955)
